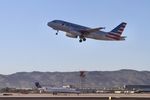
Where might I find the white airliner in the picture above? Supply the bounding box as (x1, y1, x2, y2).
(47, 20, 127, 42)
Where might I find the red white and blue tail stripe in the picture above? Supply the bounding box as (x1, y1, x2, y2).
(106, 22, 127, 40)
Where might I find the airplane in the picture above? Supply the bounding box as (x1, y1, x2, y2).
(47, 20, 127, 42)
(34, 82, 80, 94)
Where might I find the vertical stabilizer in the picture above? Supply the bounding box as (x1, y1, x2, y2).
(35, 82, 42, 88)
(110, 22, 127, 36)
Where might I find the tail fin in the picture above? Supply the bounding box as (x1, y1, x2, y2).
(35, 82, 42, 88)
(110, 22, 127, 36)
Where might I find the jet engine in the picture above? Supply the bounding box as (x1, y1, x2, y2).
(66, 33, 77, 38)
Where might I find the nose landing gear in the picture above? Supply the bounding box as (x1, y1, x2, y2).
(56, 30, 59, 35)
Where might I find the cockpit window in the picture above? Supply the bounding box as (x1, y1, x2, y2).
(52, 20, 57, 23)
(53, 21, 56, 23)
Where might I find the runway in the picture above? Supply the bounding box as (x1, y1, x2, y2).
(0, 93, 150, 100)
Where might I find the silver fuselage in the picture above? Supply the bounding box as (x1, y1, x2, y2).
(47, 20, 125, 41)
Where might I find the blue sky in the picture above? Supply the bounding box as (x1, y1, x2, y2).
(0, 0, 150, 74)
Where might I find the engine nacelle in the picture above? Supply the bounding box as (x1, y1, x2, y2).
(66, 33, 77, 38)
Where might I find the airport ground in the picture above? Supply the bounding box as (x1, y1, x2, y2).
(0, 93, 150, 100)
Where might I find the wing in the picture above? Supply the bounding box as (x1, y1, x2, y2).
(79, 27, 105, 34)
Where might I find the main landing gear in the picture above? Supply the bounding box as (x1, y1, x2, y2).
(79, 36, 86, 43)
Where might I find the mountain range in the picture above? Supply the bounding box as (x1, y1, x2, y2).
(0, 69, 150, 88)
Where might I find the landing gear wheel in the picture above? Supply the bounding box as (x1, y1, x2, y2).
(83, 38, 86, 41)
(79, 39, 82, 43)
(56, 30, 59, 35)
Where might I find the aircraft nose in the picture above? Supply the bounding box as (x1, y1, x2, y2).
(47, 22, 52, 27)
(47, 21, 56, 28)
